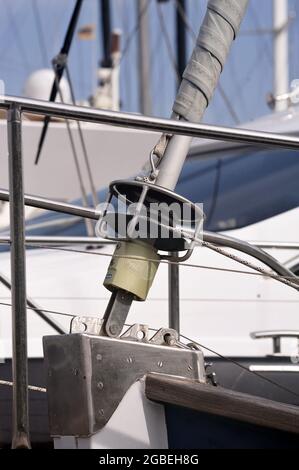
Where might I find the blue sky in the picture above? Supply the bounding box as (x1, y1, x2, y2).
(0, 0, 298, 126)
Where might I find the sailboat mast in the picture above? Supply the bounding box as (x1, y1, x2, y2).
(137, 0, 152, 115)
(95, 0, 121, 111)
(273, 0, 289, 112)
(176, 0, 187, 85)
(100, 0, 112, 67)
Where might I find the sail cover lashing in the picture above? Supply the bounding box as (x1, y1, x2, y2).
(173, 0, 249, 123)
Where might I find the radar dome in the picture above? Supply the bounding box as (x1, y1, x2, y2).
(23, 69, 71, 103)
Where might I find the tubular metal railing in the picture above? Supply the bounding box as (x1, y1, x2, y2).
(1, 95, 299, 449)
(1, 236, 299, 250)
(2, 95, 299, 148)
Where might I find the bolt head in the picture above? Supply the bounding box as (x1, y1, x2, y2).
(109, 324, 119, 336)
(97, 381, 104, 390)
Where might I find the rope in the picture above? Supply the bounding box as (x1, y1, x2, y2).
(32, 0, 49, 67)
(202, 241, 299, 291)
(53, 72, 94, 237)
(65, 64, 99, 208)
(0, 380, 46, 393)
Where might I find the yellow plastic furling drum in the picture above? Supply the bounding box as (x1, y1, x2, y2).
(103, 241, 160, 301)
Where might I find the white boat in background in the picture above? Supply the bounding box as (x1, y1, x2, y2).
(1, 0, 299, 451)
(1, 98, 299, 448)
(1, 210, 299, 359)
(0, 69, 157, 228)
(0, 113, 157, 225)
(0, 104, 298, 360)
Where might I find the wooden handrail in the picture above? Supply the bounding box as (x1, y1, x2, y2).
(145, 373, 299, 435)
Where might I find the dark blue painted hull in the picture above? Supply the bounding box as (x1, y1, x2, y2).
(1, 356, 298, 448)
(166, 405, 299, 449)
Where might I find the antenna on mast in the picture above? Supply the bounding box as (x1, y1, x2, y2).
(34, 0, 84, 165)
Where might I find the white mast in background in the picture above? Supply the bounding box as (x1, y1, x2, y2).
(137, 0, 152, 115)
(273, 0, 289, 112)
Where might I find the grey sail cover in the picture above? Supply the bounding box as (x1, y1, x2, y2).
(173, 0, 249, 123)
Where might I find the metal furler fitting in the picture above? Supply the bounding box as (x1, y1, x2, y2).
(43, 328, 206, 438)
(96, 179, 205, 260)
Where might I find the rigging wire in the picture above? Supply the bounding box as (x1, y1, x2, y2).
(76, 37, 88, 97)
(0, 272, 65, 335)
(121, 1, 133, 110)
(10, 242, 299, 291)
(150, 19, 167, 116)
(51, 73, 94, 237)
(229, 53, 250, 117)
(118, 0, 152, 68)
(156, 1, 181, 81)
(112, 0, 152, 111)
(64, 64, 99, 208)
(245, 3, 273, 117)
(0, 300, 75, 319)
(179, 332, 299, 401)
(249, 3, 274, 67)
(0, 294, 298, 400)
(206, 159, 222, 225)
(31, 0, 49, 67)
(216, 86, 241, 125)
(0, 5, 297, 403)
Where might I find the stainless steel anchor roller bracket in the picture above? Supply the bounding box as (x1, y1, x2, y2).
(43, 332, 206, 437)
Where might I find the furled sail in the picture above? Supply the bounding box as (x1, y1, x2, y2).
(174, 0, 249, 123)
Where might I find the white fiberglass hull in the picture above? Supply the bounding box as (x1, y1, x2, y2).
(0, 206, 298, 360)
(0, 117, 157, 226)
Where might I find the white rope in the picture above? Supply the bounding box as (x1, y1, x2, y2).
(0, 379, 46, 393)
(202, 241, 299, 291)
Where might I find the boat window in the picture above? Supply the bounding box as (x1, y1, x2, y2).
(176, 147, 299, 231)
